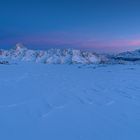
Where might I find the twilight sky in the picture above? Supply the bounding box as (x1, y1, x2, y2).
(0, 0, 140, 53)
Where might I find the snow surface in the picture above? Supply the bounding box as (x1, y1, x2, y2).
(0, 63, 140, 140)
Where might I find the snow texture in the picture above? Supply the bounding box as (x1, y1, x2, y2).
(0, 63, 140, 140)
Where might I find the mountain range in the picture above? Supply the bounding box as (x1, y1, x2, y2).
(0, 43, 140, 64)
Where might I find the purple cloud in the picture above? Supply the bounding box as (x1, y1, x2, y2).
(0, 32, 140, 52)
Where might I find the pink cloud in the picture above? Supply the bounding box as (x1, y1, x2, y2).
(0, 33, 140, 52)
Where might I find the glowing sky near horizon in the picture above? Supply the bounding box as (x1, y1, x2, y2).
(0, 0, 140, 52)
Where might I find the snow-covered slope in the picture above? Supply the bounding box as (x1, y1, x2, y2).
(0, 63, 140, 140)
(112, 49, 140, 64)
(0, 43, 107, 64)
(1, 43, 140, 65)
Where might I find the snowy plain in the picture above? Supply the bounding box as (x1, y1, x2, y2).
(0, 63, 140, 140)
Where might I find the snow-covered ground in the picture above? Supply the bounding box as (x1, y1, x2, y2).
(0, 63, 140, 140)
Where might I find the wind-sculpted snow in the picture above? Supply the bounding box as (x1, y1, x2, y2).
(0, 43, 106, 64)
(0, 63, 140, 140)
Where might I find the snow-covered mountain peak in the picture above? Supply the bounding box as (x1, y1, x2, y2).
(115, 49, 140, 59)
(2, 43, 140, 65)
(0, 44, 108, 64)
(14, 43, 27, 51)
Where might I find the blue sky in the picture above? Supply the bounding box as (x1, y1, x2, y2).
(0, 0, 140, 52)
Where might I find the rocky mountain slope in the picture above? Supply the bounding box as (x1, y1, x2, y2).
(0, 43, 140, 64)
(0, 43, 108, 64)
(111, 49, 140, 64)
